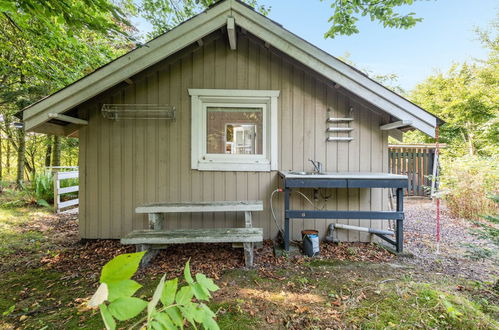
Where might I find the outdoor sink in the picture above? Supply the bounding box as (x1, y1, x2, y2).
(288, 171, 326, 175)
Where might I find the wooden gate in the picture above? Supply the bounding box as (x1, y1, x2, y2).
(388, 144, 439, 196)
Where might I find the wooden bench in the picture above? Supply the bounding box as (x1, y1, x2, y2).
(121, 201, 264, 267)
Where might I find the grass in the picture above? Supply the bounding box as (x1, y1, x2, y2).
(0, 207, 48, 257)
(0, 191, 497, 329)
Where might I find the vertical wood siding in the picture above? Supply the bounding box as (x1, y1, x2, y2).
(79, 31, 389, 240)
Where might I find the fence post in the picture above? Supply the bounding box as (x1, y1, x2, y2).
(53, 171, 59, 212)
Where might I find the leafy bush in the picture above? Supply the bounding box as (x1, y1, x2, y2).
(33, 171, 54, 204)
(89, 252, 219, 330)
(439, 155, 499, 219)
(24, 171, 79, 208)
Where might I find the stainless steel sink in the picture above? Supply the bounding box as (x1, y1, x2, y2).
(288, 171, 326, 175)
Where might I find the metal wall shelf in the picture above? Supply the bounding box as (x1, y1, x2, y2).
(327, 137, 353, 142)
(102, 104, 176, 120)
(327, 117, 353, 122)
(326, 127, 354, 132)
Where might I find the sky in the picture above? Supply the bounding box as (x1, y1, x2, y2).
(134, 0, 498, 91)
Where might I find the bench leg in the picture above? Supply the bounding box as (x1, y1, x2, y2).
(148, 213, 164, 230)
(136, 244, 159, 268)
(243, 242, 254, 268)
(244, 211, 253, 228)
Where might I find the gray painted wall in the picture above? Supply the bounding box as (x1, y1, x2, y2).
(78, 30, 390, 241)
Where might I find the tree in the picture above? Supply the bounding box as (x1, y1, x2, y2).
(408, 21, 498, 156)
(323, 0, 427, 38)
(0, 0, 136, 186)
(139, 0, 269, 39)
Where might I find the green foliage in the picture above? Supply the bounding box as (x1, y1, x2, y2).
(464, 195, 499, 261)
(0, 0, 134, 187)
(89, 252, 220, 329)
(347, 282, 498, 328)
(2, 304, 15, 316)
(139, 0, 269, 39)
(33, 171, 53, 204)
(408, 20, 498, 156)
(323, 0, 425, 38)
(439, 155, 498, 220)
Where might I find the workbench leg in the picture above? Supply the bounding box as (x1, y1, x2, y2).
(396, 188, 404, 253)
(284, 188, 290, 251)
(148, 213, 164, 230)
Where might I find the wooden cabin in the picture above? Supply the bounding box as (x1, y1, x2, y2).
(21, 0, 439, 244)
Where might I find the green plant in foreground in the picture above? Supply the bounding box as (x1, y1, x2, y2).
(88, 252, 220, 329)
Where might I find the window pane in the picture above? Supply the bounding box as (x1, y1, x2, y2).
(207, 107, 263, 154)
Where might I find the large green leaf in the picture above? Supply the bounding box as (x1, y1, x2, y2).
(148, 274, 166, 319)
(178, 303, 196, 325)
(195, 274, 219, 292)
(161, 278, 178, 306)
(100, 252, 145, 283)
(165, 306, 183, 327)
(175, 286, 193, 305)
(191, 282, 209, 301)
(99, 303, 116, 330)
(154, 312, 176, 330)
(107, 279, 142, 302)
(89, 283, 109, 307)
(202, 315, 220, 330)
(183, 260, 194, 284)
(108, 297, 147, 321)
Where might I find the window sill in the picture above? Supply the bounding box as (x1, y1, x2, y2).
(194, 161, 272, 172)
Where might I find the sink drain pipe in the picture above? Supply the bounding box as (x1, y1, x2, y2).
(325, 223, 394, 242)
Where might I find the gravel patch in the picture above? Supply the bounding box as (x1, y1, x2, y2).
(402, 197, 498, 282)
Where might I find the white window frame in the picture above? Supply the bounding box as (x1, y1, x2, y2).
(189, 89, 280, 172)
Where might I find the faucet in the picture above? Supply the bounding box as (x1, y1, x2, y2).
(309, 159, 323, 173)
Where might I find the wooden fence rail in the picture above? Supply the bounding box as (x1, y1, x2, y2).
(52, 168, 79, 213)
(388, 144, 441, 197)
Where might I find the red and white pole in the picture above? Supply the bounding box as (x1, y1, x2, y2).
(435, 125, 441, 253)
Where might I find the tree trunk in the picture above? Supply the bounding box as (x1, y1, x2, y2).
(468, 134, 475, 156)
(16, 128, 26, 189)
(52, 135, 61, 167)
(6, 141, 10, 176)
(45, 135, 53, 167)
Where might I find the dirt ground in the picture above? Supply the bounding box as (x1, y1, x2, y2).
(0, 198, 497, 329)
(403, 198, 498, 281)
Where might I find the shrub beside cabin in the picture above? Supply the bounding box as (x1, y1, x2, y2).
(21, 0, 439, 242)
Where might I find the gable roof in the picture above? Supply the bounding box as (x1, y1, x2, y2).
(22, 0, 439, 137)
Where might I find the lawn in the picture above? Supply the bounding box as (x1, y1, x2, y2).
(0, 196, 497, 329)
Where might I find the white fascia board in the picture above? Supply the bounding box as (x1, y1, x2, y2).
(48, 113, 88, 125)
(23, 1, 233, 131)
(188, 89, 280, 97)
(380, 120, 413, 130)
(230, 2, 437, 137)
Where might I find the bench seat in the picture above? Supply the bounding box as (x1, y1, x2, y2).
(121, 228, 263, 245)
(135, 200, 263, 213)
(121, 227, 263, 267)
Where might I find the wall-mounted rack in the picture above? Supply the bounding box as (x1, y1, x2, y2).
(327, 117, 353, 123)
(326, 127, 353, 132)
(327, 137, 353, 142)
(102, 104, 176, 120)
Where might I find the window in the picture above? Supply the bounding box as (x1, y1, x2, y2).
(189, 89, 279, 171)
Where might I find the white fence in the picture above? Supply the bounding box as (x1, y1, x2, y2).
(51, 167, 79, 213)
